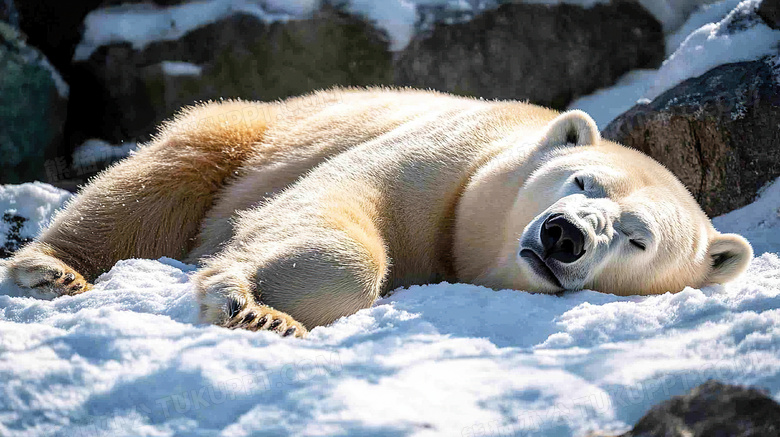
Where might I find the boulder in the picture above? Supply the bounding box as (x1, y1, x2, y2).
(68, 6, 392, 144)
(758, 0, 780, 29)
(0, 0, 18, 26)
(13, 0, 103, 75)
(395, 1, 664, 109)
(618, 380, 780, 437)
(0, 22, 69, 184)
(603, 58, 780, 217)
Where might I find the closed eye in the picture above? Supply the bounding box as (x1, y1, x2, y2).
(629, 239, 646, 251)
(574, 177, 585, 191)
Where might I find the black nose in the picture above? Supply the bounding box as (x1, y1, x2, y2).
(541, 214, 586, 263)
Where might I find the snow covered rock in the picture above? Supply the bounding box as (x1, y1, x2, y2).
(395, 1, 664, 109)
(616, 380, 780, 437)
(68, 5, 391, 143)
(11, 0, 103, 77)
(569, 0, 780, 130)
(602, 57, 780, 217)
(0, 22, 69, 184)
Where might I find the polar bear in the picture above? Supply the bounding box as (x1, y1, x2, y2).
(6, 88, 752, 338)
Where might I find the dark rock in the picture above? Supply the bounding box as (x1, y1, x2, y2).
(0, 22, 69, 184)
(13, 0, 103, 76)
(603, 58, 780, 217)
(0, 213, 32, 258)
(395, 1, 664, 109)
(68, 7, 392, 144)
(0, 0, 19, 26)
(11, 1, 191, 76)
(758, 0, 780, 29)
(619, 380, 780, 437)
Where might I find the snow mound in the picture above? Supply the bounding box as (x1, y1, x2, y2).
(570, 0, 780, 128)
(1, 181, 779, 436)
(0, 183, 71, 256)
(714, 177, 780, 256)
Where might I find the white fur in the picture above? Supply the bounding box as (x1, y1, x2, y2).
(4, 89, 753, 332)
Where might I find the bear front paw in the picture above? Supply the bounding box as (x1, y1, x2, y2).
(7, 248, 92, 299)
(224, 301, 308, 338)
(194, 264, 308, 338)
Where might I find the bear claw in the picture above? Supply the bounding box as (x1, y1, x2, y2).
(62, 272, 75, 285)
(224, 304, 307, 338)
(9, 253, 92, 298)
(255, 315, 269, 329)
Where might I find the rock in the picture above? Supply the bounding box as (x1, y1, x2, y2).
(0, 0, 18, 26)
(0, 22, 69, 184)
(11, 1, 190, 75)
(0, 213, 32, 258)
(618, 380, 780, 437)
(395, 1, 664, 109)
(68, 6, 392, 144)
(13, 0, 103, 75)
(758, 0, 780, 29)
(603, 58, 780, 217)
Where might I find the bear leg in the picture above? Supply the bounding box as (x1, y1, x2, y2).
(194, 262, 308, 338)
(7, 243, 91, 298)
(5, 101, 273, 298)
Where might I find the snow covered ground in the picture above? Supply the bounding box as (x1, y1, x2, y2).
(0, 173, 779, 437)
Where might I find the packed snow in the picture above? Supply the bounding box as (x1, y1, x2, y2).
(570, 0, 780, 128)
(0, 175, 779, 436)
(0, 183, 71, 253)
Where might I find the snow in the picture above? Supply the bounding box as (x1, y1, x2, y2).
(159, 61, 203, 77)
(73, 0, 722, 58)
(643, 0, 780, 102)
(0, 179, 779, 436)
(665, 0, 744, 55)
(713, 178, 780, 256)
(0, 183, 71, 251)
(636, 0, 720, 32)
(73, 0, 320, 61)
(72, 139, 139, 168)
(563, 69, 657, 132)
(346, 0, 418, 51)
(569, 0, 780, 129)
(7, 1, 780, 434)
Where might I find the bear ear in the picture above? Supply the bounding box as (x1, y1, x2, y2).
(705, 233, 753, 285)
(539, 110, 600, 150)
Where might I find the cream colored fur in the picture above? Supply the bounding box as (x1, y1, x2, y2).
(5, 88, 753, 337)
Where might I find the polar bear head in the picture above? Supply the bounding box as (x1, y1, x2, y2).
(455, 110, 753, 296)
